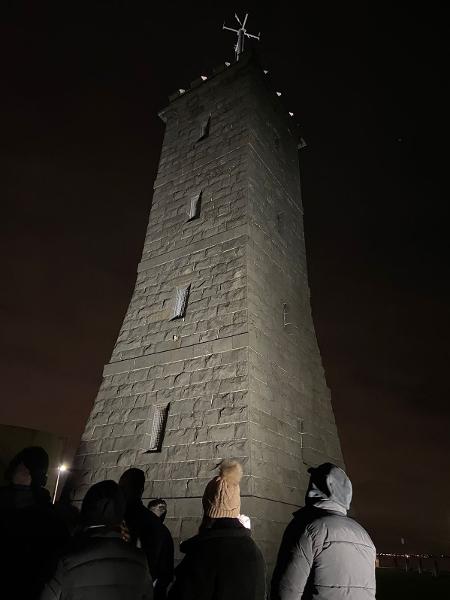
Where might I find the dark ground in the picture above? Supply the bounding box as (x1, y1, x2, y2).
(376, 569, 450, 600)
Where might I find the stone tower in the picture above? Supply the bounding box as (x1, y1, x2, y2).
(75, 53, 343, 568)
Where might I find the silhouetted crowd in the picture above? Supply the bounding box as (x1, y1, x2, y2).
(0, 447, 376, 599)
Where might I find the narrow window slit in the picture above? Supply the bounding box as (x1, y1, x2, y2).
(148, 403, 170, 452)
(198, 115, 211, 141)
(171, 284, 191, 320)
(187, 191, 202, 221)
(282, 302, 289, 327)
(276, 212, 284, 234)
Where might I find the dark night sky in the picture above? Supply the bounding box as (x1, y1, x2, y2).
(1, 2, 449, 553)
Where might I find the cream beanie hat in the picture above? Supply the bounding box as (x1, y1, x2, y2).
(202, 459, 243, 518)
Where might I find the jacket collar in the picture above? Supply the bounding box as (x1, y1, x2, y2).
(311, 499, 347, 515)
(180, 527, 251, 553)
(84, 525, 123, 539)
(294, 500, 347, 518)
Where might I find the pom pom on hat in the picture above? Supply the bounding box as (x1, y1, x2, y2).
(217, 459, 243, 484)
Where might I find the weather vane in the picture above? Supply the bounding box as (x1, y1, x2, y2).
(223, 13, 260, 62)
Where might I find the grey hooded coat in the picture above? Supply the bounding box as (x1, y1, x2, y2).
(270, 464, 376, 600)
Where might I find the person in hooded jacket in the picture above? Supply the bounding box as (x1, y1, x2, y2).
(270, 463, 376, 600)
(168, 459, 265, 600)
(0, 447, 69, 599)
(40, 479, 153, 600)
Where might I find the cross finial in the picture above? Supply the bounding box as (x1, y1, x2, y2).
(223, 13, 260, 62)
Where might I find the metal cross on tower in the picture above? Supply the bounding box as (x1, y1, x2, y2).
(223, 13, 260, 62)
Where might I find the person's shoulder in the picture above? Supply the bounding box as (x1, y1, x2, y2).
(282, 507, 318, 538)
(65, 534, 149, 565)
(306, 509, 345, 527)
(244, 533, 265, 557)
(179, 533, 201, 554)
(302, 509, 343, 538)
(344, 516, 376, 547)
(307, 513, 375, 546)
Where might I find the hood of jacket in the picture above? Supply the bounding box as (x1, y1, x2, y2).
(305, 463, 352, 513)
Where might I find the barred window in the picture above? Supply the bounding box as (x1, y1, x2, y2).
(187, 191, 202, 221)
(171, 284, 191, 320)
(198, 115, 211, 141)
(148, 404, 170, 452)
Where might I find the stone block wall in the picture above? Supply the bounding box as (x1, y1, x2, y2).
(242, 71, 343, 566)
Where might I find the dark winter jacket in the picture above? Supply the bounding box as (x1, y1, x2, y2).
(271, 465, 376, 600)
(0, 484, 69, 599)
(125, 499, 174, 598)
(40, 529, 153, 600)
(168, 519, 266, 600)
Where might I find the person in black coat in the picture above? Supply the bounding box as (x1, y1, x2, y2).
(168, 459, 265, 600)
(40, 479, 153, 600)
(0, 447, 69, 600)
(119, 468, 174, 599)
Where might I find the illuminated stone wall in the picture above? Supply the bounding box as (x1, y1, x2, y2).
(75, 53, 343, 568)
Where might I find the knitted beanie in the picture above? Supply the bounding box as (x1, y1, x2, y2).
(202, 459, 243, 518)
(5, 446, 49, 488)
(81, 480, 126, 527)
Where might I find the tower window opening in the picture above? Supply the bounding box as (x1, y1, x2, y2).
(276, 212, 284, 234)
(277, 212, 288, 246)
(282, 302, 289, 327)
(187, 191, 202, 221)
(171, 284, 191, 320)
(148, 403, 170, 452)
(198, 115, 211, 141)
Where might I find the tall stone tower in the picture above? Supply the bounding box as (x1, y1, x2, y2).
(75, 53, 343, 567)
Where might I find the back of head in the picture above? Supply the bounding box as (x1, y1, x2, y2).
(5, 446, 49, 488)
(148, 498, 167, 521)
(118, 468, 145, 502)
(202, 459, 243, 519)
(306, 463, 352, 510)
(81, 480, 125, 527)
